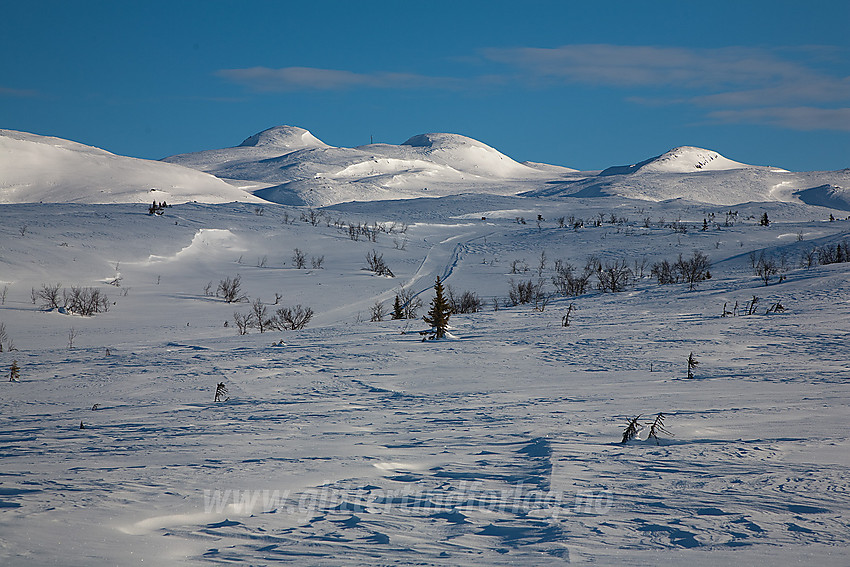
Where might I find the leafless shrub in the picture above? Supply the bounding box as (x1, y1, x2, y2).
(633, 256, 649, 279)
(370, 301, 386, 322)
(273, 305, 314, 330)
(755, 255, 778, 286)
(303, 208, 321, 226)
(311, 255, 325, 269)
(508, 279, 546, 307)
(37, 283, 63, 310)
(675, 251, 712, 290)
(292, 248, 307, 269)
(552, 260, 592, 296)
(394, 286, 422, 319)
(250, 298, 272, 333)
(447, 287, 485, 314)
(365, 250, 394, 277)
(596, 259, 633, 293)
(0, 285, 7, 305)
(64, 287, 109, 316)
(233, 311, 254, 335)
(537, 251, 547, 277)
(68, 327, 77, 349)
(217, 275, 246, 303)
(0, 322, 14, 352)
(510, 259, 529, 274)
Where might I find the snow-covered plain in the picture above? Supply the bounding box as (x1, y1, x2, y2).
(1, 129, 850, 565)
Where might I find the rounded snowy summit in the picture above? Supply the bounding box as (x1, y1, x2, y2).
(238, 126, 328, 150)
(401, 132, 534, 177)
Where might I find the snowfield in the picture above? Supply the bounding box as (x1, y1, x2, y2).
(0, 130, 265, 205)
(0, 128, 849, 565)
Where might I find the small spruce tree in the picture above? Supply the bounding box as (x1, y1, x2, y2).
(9, 360, 20, 382)
(214, 382, 229, 402)
(621, 415, 642, 443)
(392, 294, 404, 320)
(759, 212, 770, 226)
(687, 352, 699, 379)
(423, 276, 452, 339)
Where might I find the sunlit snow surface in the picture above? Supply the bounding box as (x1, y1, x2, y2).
(1, 196, 849, 566)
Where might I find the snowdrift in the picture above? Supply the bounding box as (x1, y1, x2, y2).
(0, 129, 264, 205)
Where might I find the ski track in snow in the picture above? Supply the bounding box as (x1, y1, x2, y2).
(0, 201, 849, 566)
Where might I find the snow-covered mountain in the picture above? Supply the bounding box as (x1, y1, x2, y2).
(164, 127, 559, 207)
(165, 128, 850, 209)
(528, 146, 850, 208)
(1, 125, 847, 210)
(599, 146, 758, 176)
(0, 129, 265, 205)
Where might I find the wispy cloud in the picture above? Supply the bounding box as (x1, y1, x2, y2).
(480, 44, 850, 131)
(482, 44, 849, 103)
(217, 45, 850, 132)
(0, 85, 40, 98)
(216, 66, 462, 92)
(707, 107, 850, 131)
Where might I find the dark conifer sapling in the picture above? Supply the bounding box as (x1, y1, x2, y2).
(214, 382, 229, 402)
(687, 352, 699, 379)
(647, 413, 672, 445)
(423, 276, 452, 340)
(621, 415, 642, 443)
(9, 360, 20, 382)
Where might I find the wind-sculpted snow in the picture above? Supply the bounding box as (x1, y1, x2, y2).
(795, 183, 850, 211)
(1, 197, 850, 565)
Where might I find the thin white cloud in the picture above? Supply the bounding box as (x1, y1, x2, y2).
(707, 107, 850, 131)
(0, 85, 39, 98)
(216, 45, 850, 132)
(482, 44, 848, 101)
(216, 66, 461, 92)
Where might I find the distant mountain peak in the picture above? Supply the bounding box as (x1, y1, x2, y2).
(601, 146, 752, 176)
(238, 125, 328, 150)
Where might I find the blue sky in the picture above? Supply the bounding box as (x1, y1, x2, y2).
(3, 1, 849, 171)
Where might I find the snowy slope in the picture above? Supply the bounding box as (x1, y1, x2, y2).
(165, 128, 560, 207)
(1, 195, 849, 566)
(599, 146, 756, 176)
(529, 146, 850, 207)
(166, 129, 850, 209)
(0, 130, 265, 205)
